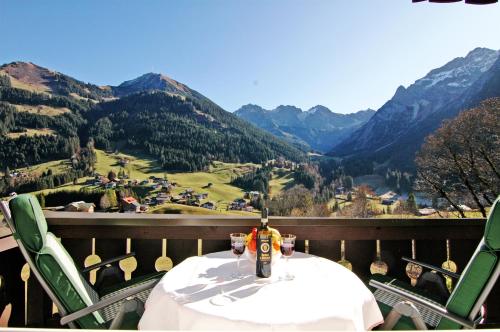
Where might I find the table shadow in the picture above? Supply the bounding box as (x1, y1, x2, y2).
(172, 260, 280, 305)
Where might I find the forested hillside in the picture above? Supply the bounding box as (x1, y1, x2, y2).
(85, 92, 304, 171)
(0, 76, 89, 169)
(0, 62, 304, 173)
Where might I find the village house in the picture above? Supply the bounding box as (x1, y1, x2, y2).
(243, 206, 254, 212)
(201, 201, 215, 210)
(417, 208, 437, 216)
(64, 201, 95, 213)
(335, 187, 345, 195)
(379, 191, 398, 201)
(235, 198, 246, 208)
(194, 193, 208, 200)
(155, 193, 170, 204)
(85, 179, 95, 185)
(244, 191, 260, 199)
(151, 176, 165, 183)
(229, 198, 249, 210)
(118, 158, 129, 166)
(170, 195, 182, 203)
(189, 200, 200, 207)
(448, 204, 473, 212)
(121, 197, 141, 213)
(176, 198, 188, 205)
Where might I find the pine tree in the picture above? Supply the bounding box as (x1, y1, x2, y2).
(107, 170, 117, 181)
(39, 193, 46, 208)
(100, 194, 111, 210)
(406, 193, 418, 214)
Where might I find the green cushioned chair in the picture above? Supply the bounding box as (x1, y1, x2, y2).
(369, 196, 500, 330)
(1, 194, 164, 329)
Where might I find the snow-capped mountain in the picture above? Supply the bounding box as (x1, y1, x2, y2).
(235, 104, 374, 152)
(331, 47, 500, 170)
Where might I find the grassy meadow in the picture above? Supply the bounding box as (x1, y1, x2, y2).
(6, 128, 56, 139)
(10, 149, 260, 215)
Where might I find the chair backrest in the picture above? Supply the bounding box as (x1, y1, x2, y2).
(6, 194, 105, 329)
(437, 196, 500, 329)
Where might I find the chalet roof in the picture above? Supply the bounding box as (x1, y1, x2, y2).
(65, 201, 95, 209)
(418, 208, 437, 216)
(379, 191, 398, 200)
(122, 197, 137, 204)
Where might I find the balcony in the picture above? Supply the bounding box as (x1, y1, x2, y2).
(1, 212, 498, 329)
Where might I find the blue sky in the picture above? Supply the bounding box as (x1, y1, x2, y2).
(1, 0, 499, 113)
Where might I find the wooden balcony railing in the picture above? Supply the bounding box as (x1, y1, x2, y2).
(1, 212, 498, 328)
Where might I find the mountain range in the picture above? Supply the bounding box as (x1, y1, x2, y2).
(0, 62, 304, 171)
(331, 47, 500, 171)
(234, 104, 374, 152)
(1, 46, 499, 174)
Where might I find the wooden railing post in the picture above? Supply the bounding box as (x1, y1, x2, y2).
(25, 270, 50, 327)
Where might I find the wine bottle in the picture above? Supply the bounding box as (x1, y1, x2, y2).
(256, 207, 272, 278)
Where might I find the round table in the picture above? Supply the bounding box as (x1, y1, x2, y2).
(139, 251, 383, 330)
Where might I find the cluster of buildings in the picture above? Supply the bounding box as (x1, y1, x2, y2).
(379, 191, 399, 206)
(89, 174, 175, 192)
(228, 198, 254, 212)
(142, 188, 215, 210)
(5, 171, 29, 179)
(63, 196, 148, 213)
(266, 157, 296, 170)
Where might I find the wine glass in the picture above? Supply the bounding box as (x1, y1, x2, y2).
(230, 233, 246, 279)
(280, 234, 296, 281)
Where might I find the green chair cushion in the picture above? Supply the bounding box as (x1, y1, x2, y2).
(9, 194, 47, 252)
(37, 251, 104, 329)
(37, 233, 105, 328)
(438, 246, 497, 329)
(484, 196, 500, 250)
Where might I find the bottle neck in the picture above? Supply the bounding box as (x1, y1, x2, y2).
(260, 207, 269, 228)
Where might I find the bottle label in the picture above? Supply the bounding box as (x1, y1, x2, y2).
(258, 234, 271, 262)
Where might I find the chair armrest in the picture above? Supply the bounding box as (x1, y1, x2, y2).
(81, 252, 136, 273)
(60, 277, 158, 326)
(369, 278, 475, 329)
(402, 257, 461, 279)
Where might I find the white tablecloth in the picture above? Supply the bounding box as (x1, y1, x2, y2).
(139, 251, 383, 330)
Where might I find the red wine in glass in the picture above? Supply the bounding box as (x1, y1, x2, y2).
(280, 234, 296, 281)
(280, 243, 294, 256)
(230, 233, 247, 279)
(232, 243, 245, 256)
